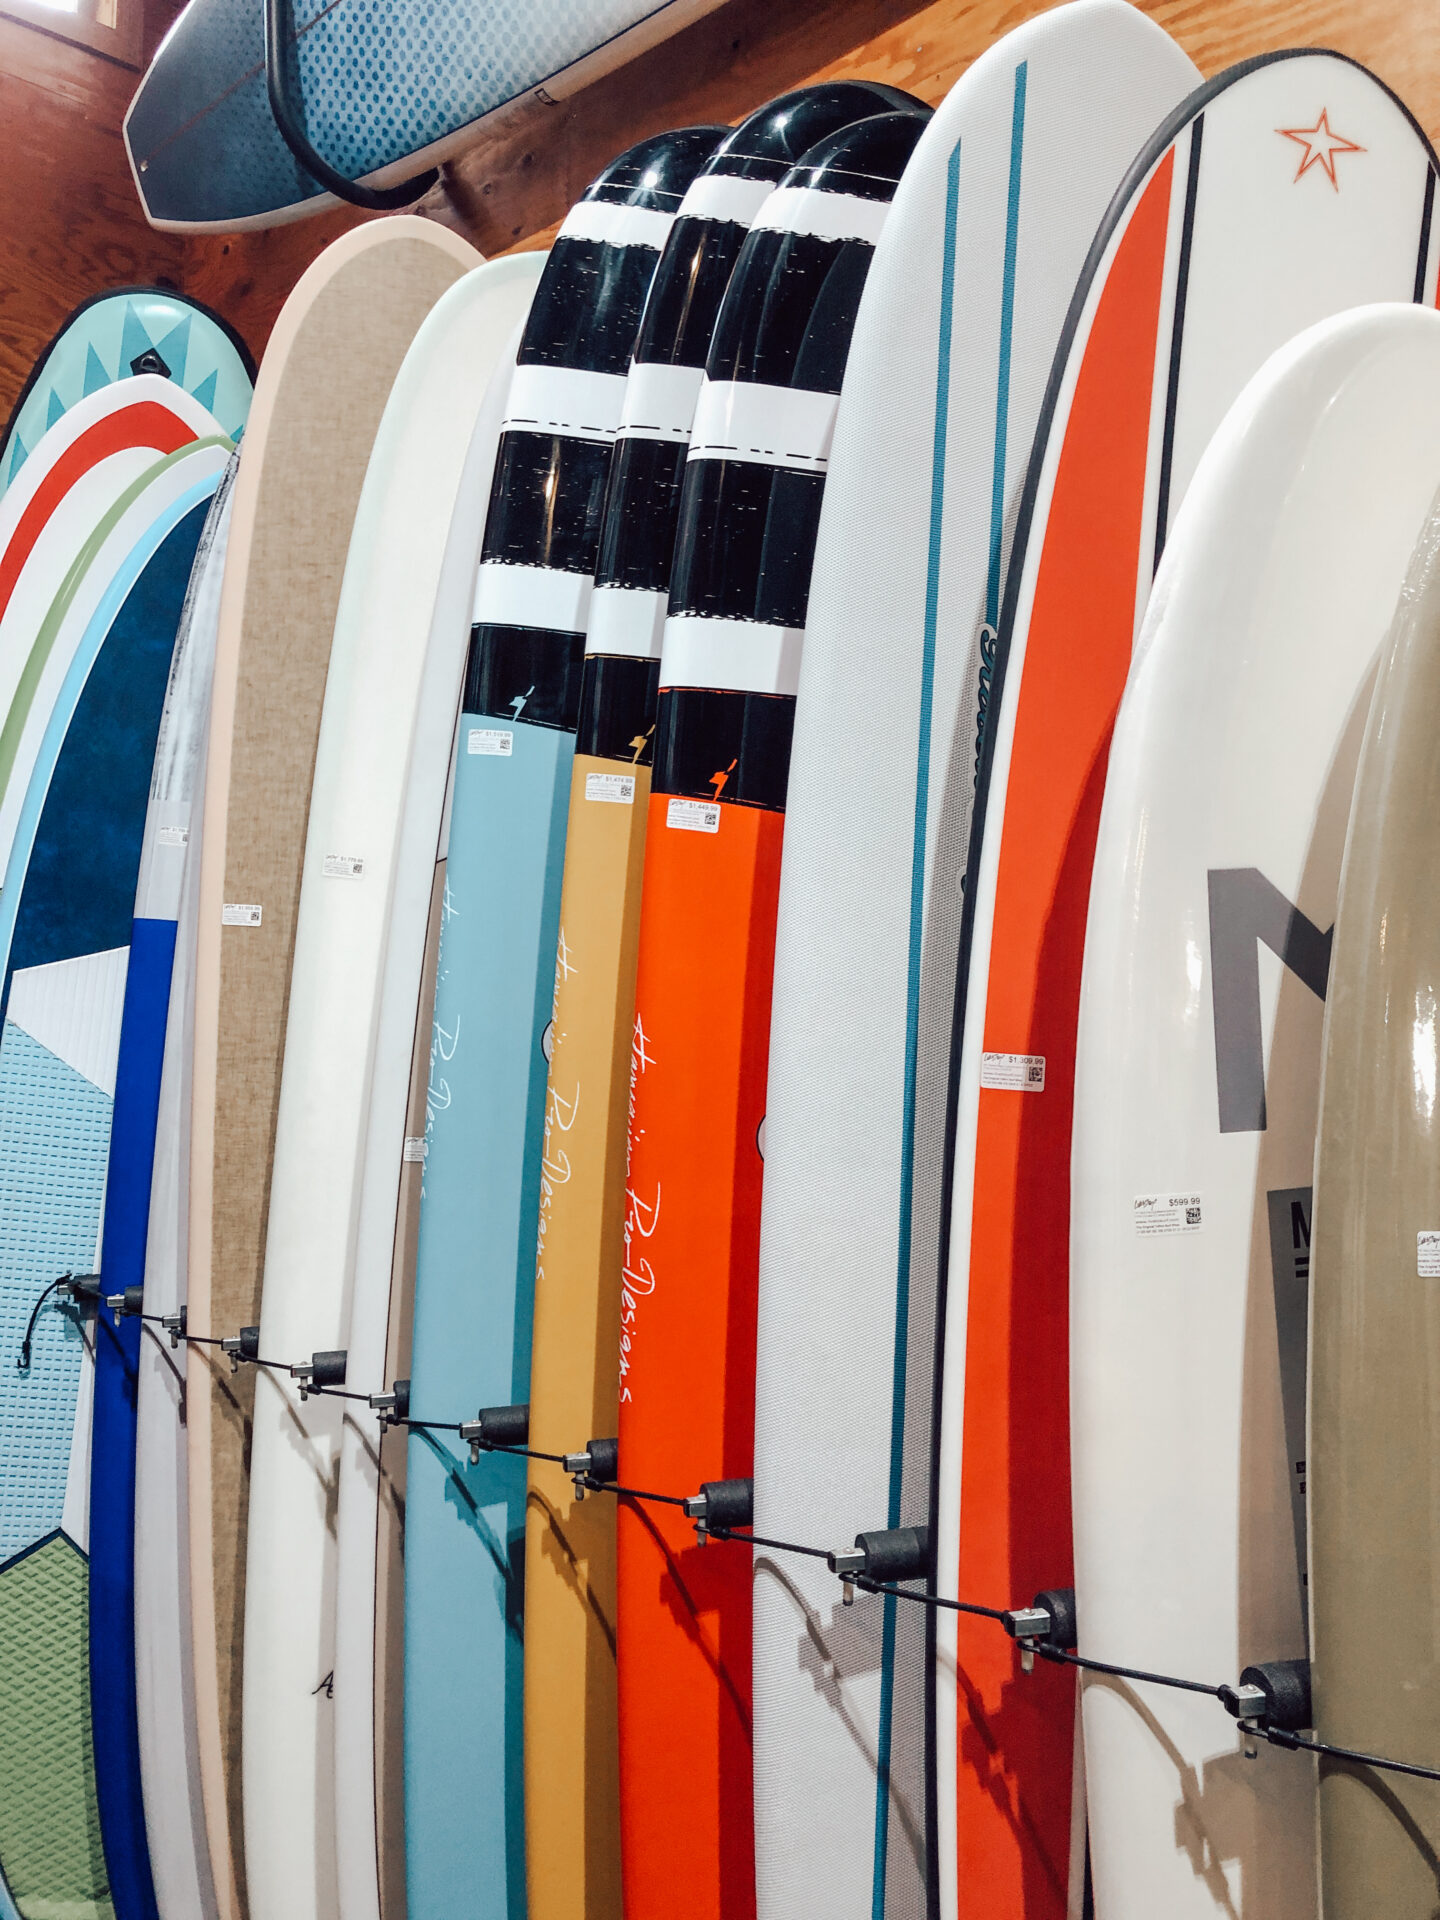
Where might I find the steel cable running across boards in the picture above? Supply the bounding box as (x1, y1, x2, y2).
(15, 1271, 1438, 1787)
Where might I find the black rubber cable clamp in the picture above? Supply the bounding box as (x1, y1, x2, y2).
(563, 1435, 619, 1500)
(293, 1350, 348, 1400)
(684, 1477, 753, 1544)
(369, 1378, 411, 1427)
(460, 1403, 530, 1464)
(830, 1525, 931, 1605)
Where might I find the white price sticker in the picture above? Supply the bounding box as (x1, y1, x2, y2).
(468, 727, 513, 757)
(403, 1136, 428, 1164)
(666, 797, 720, 834)
(1133, 1193, 1204, 1238)
(1419, 1231, 1440, 1277)
(157, 825, 189, 848)
(222, 903, 262, 927)
(980, 1052, 1045, 1092)
(323, 853, 365, 880)
(586, 772, 636, 805)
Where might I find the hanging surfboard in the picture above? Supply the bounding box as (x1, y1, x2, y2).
(751, 12, 1198, 1919)
(133, 455, 237, 1920)
(124, 0, 729, 233)
(616, 103, 929, 1920)
(1310, 439, 1440, 1916)
(941, 49, 1440, 1920)
(525, 77, 917, 1920)
(0, 438, 227, 1920)
(1074, 302, 1440, 1920)
(401, 126, 721, 1920)
(186, 216, 477, 1920)
(0, 287, 253, 499)
(244, 252, 536, 1920)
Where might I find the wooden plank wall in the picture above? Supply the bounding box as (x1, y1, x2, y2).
(3, 0, 1440, 416)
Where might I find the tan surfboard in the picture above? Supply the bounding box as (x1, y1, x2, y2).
(525, 735, 651, 1920)
(185, 215, 477, 1920)
(1311, 490, 1440, 1913)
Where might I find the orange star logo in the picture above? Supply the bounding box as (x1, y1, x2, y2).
(1278, 108, 1365, 190)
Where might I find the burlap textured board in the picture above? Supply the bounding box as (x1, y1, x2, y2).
(186, 216, 476, 1920)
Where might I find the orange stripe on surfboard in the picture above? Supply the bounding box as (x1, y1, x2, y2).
(952, 149, 1175, 1912)
(617, 791, 781, 1920)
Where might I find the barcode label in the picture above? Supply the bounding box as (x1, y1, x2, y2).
(468, 728, 513, 756)
(403, 1136, 428, 1163)
(222, 903, 262, 927)
(586, 772, 635, 805)
(980, 1052, 1045, 1092)
(1134, 1193, 1203, 1238)
(323, 853, 364, 880)
(1419, 1231, 1440, 1277)
(157, 825, 189, 847)
(666, 797, 720, 834)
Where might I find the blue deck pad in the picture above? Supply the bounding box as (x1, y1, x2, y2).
(405, 716, 574, 1920)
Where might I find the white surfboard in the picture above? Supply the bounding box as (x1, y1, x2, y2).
(330, 266, 540, 1920)
(941, 49, 1440, 1920)
(1072, 300, 1440, 1917)
(133, 454, 236, 1920)
(240, 252, 544, 1920)
(751, 8, 1197, 1915)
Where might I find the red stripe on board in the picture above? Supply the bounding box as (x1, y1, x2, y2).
(0, 401, 197, 624)
(952, 147, 1176, 1915)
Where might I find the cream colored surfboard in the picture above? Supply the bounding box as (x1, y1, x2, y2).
(1311, 469, 1440, 1915)
(186, 215, 478, 1920)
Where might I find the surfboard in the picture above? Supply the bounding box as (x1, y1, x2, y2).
(0, 289, 253, 499)
(940, 51, 1440, 1920)
(401, 125, 721, 1920)
(1074, 301, 1440, 1920)
(1308, 350, 1440, 1918)
(752, 11, 1199, 1916)
(0, 439, 227, 1920)
(124, 0, 729, 233)
(244, 251, 535, 1920)
(615, 103, 929, 1920)
(186, 215, 477, 1920)
(525, 77, 919, 1920)
(133, 455, 237, 1920)
(333, 294, 535, 1920)
(89, 442, 233, 1920)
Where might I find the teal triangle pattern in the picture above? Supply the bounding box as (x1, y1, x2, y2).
(119, 301, 156, 377)
(154, 315, 192, 384)
(6, 438, 26, 486)
(82, 345, 109, 398)
(188, 369, 217, 415)
(45, 391, 64, 429)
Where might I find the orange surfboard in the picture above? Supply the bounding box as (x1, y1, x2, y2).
(616, 106, 928, 1920)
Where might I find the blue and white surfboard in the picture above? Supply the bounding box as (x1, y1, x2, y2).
(0, 289, 253, 500)
(0, 440, 226, 1920)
